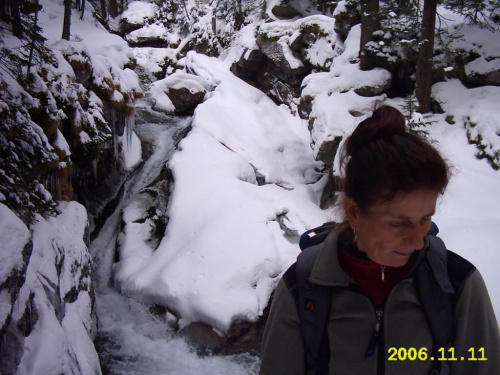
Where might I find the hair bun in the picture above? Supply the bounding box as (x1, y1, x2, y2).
(345, 105, 407, 157)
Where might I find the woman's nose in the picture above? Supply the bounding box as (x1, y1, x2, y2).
(407, 226, 425, 250)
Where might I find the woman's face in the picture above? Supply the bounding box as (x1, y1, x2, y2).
(345, 189, 439, 267)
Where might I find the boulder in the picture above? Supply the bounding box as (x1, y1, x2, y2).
(125, 24, 168, 48)
(168, 87, 205, 115)
(333, 3, 360, 40)
(354, 75, 392, 97)
(120, 1, 159, 35)
(465, 57, 500, 87)
(272, 2, 301, 19)
(315, 136, 343, 209)
(230, 48, 266, 81)
(179, 322, 227, 354)
(120, 19, 144, 35)
(299, 26, 338, 72)
(150, 73, 207, 115)
(256, 32, 308, 86)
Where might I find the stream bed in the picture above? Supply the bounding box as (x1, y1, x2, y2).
(89, 106, 260, 374)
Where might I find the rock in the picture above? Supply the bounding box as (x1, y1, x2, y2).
(300, 28, 336, 71)
(179, 322, 227, 354)
(256, 32, 308, 86)
(333, 3, 360, 40)
(151, 72, 207, 115)
(320, 173, 341, 209)
(298, 94, 313, 120)
(465, 57, 500, 87)
(316, 136, 342, 173)
(445, 115, 456, 125)
(257, 70, 298, 104)
(169, 86, 206, 115)
(354, 76, 392, 96)
(120, 20, 143, 35)
(0, 206, 33, 375)
(315, 135, 343, 209)
(69, 59, 93, 88)
(222, 321, 263, 355)
(230, 48, 266, 82)
(272, 3, 301, 19)
(125, 24, 168, 48)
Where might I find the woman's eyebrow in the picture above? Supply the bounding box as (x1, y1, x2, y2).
(389, 210, 436, 220)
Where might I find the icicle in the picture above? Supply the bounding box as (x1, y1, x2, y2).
(125, 113, 135, 151)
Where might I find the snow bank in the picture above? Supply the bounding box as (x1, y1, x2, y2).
(0, 204, 31, 327)
(433, 79, 500, 168)
(3, 202, 102, 375)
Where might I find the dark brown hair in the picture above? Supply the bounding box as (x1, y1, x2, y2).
(339, 105, 450, 211)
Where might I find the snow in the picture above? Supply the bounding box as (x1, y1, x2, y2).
(466, 56, 500, 77)
(133, 47, 178, 75)
(0, 204, 31, 327)
(126, 23, 168, 44)
(121, 1, 158, 25)
(432, 79, 500, 165)
(0, 204, 31, 285)
(10, 202, 101, 375)
(302, 24, 391, 159)
(257, 15, 337, 70)
(115, 51, 328, 332)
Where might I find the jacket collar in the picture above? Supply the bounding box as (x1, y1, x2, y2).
(308, 224, 428, 287)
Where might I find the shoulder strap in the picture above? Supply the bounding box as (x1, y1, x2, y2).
(299, 221, 337, 250)
(283, 243, 330, 375)
(415, 235, 476, 375)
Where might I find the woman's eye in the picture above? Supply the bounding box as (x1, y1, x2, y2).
(390, 222, 405, 228)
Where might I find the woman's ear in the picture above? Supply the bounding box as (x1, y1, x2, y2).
(344, 196, 360, 230)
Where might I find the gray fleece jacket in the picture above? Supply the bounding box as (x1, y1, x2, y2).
(260, 228, 500, 375)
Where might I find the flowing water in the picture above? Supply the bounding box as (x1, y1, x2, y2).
(89, 105, 260, 374)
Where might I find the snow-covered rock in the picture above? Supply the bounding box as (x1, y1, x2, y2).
(150, 72, 208, 114)
(0, 203, 101, 375)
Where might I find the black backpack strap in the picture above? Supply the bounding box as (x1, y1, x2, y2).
(283, 243, 331, 374)
(416, 235, 475, 375)
(299, 221, 337, 250)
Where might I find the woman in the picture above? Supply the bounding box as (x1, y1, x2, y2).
(259, 105, 500, 375)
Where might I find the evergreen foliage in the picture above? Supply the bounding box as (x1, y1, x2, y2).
(442, 0, 500, 30)
(151, 0, 264, 56)
(402, 94, 433, 139)
(0, 83, 59, 222)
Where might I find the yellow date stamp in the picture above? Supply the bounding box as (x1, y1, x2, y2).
(388, 347, 488, 361)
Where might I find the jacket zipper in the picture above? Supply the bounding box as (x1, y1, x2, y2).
(365, 308, 383, 357)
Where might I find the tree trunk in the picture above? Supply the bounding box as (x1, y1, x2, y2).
(235, 0, 244, 29)
(108, 0, 118, 18)
(62, 0, 71, 40)
(359, 0, 380, 70)
(0, 0, 8, 21)
(10, 0, 23, 37)
(100, 0, 107, 22)
(80, 0, 85, 20)
(415, 0, 438, 113)
(27, 0, 40, 79)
